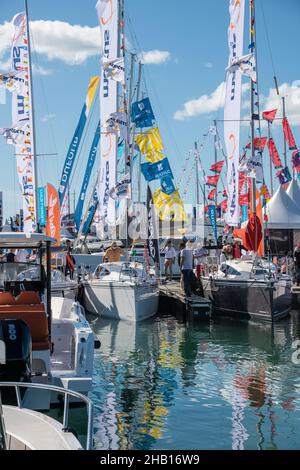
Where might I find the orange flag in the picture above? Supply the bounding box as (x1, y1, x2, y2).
(46, 184, 61, 246)
(250, 186, 264, 257)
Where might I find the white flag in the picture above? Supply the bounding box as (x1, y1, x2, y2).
(0, 122, 30, 146)
(106, 112, 128, 141)
(224, 0, 245, 226)
(0, 71, 29, 94)
(227, 53, 256, 83)
(102, 57, 125, 84)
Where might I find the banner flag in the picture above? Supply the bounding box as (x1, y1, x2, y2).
(206, 175, 220, 187)
(0, 71, 28, 94)
(267, 138, 282, 169)
(141, 158, 173, 182)
(46, 184, 60, 246)
(227, 52, 256, 82)
(282, 117, 297, 151)
(11, 12, 36, 232)
(276, 166, 292, 185)
(102, 57, 125, 83)
(208, 205, 218, 241)
(208, 188, 216, 201)
(74, 122, 100, 230)
(131, 98, 155, 128)
(153, 189, 186, 222)
(147, 186, 160, 266)
(106, 111, 128, 140)
(210, 160, 224, 173)
(224, 0, 245, 226)
(37, 187, 46, 227)
(135, 127, 164, 163)
(161, 177, 176, 195)
(109, 172, 130, 200)
(254, 137, 267, 151)
(96, 0, 119, 227)
(58, 76, 99, 205)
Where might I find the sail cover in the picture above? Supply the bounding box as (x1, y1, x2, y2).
(96, 0, 119, 231)
(224, 0, 245, 226)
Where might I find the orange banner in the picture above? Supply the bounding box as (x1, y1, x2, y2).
(46, 183, 60, 246)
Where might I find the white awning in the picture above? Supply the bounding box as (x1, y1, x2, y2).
(266, 185, 300, 229)
(286, 178, 300, 209)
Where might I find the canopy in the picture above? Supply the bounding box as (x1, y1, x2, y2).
(286, 178, 300, 209)
(0, 232, 56, 248)
(265, 185, 300, 229)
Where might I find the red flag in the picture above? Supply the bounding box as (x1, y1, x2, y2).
(267, 138, 282, 169)
(220, 199, 228, 212)
(233, 213, 262, 252)
(245, 142, 251, 149)
(210, 160, 224, 173)
(206, 175, 219, 187)
(239, 194, 249, 206)
(262, 108, 278, 123)
(208, 188, 216, 200)
(254, 137, 267, 151)
(283, 117, 297, 150)
(46, 183, 61, 247)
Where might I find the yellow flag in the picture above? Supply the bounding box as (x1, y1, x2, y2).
(153, 189, 186, 221)
(135, 127, 164, 163)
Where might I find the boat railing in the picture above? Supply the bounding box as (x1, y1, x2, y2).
(0, 382, 94, 450)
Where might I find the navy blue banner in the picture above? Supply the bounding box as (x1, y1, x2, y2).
(208, 205, 218, 242)
(141, 158, 173, 182)
(131, 98, 155, 128)
(74, 123, 100, 230)
(161, 177, 176, 195)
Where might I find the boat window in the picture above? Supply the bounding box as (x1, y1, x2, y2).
(0, 396, 6, 450)
(220, 265, 241, 276)
(0, 262, 42, 286)
(254, 269, 265, 275)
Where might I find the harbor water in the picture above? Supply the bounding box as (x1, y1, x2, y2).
(87, 310, 300, 450)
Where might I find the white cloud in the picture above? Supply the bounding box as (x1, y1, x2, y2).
(0, 19, 101, 66)
(32, 64, 53, 76)
(204, 62, 213, 68)
(42, 113, 56, 123)
(261, 81, 300, 126)
(140, 50, 171, 65)
(174, 82, 226, 121)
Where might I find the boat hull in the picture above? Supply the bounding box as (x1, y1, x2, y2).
(202, 277, 292, 322)
(83, 281, 159, 322)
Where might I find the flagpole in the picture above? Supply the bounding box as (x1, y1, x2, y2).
(250, 0, 256, 216)
(282, 96, 287, 169)
(267, 120, 274, 195)
(214, 120, 218, 206)
(25, 0, 39, 230)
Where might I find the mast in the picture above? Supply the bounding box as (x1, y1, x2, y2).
(25, 0, 38, 228)
(267, 120, 273, 195)
(282, 96, 287, 168)
(250, 0, 256, 215)
(132, 62, 143, 203)
(213, 119, 218, 206)
(195, 142, 200, 207)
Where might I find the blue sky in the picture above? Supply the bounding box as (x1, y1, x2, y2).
(0, 0, 299, 219)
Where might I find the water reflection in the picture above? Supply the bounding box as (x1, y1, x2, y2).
(88, 312, 300, 450)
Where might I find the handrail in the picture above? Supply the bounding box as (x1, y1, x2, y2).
(0, 382, 93, 450)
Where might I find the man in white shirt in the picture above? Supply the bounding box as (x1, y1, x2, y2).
(180, 242, 194, 297)
(163, 240, 176, 281)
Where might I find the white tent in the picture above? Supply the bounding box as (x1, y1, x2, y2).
(266, 184, 300, 229)
(286, 178, 300, 209)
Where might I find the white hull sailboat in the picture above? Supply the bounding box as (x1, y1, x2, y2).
(83, 262, 159, 322)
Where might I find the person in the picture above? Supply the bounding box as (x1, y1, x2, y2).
(294, 243, 300, 286)
(193, 243, 208, 279)
(180, 241, 194, 298)
(6, 249, 16, 263)
(65, 239, 76, 279)
(220, 245, 233, 271)
(177, 241, 186, 289)
(15, 249, 28, 263)
(104, 241, 124, 263)
(163, 240, 176, 281)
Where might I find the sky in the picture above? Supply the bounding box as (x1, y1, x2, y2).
(0, 0, 299, 220)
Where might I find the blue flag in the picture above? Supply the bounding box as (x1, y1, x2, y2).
(161, 177, 175, 195)
(141, 158, 173, 182)
(208, 205, 218, 242)
(74, 123, 100, 230)
(37, 187, 46, 227)
(131, 98, 155, 128)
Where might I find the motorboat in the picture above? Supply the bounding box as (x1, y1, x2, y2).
(202, 257, 292, 322)
(0, 233, 96, 409)
(83, 261, 159, 322)
(0, 382, 93, 450)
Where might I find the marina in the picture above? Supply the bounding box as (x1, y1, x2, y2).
(0, 0, 300, 455)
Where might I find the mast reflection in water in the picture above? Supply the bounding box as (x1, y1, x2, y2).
(88, 312, 300, 450)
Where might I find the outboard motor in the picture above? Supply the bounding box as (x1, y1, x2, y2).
(0, 319, 32, 382)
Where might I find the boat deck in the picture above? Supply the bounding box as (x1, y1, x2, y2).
(159, 281, 212, 321)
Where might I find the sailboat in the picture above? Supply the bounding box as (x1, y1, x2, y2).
(82, 0, 159, 322)
(202, 0, 292, 322)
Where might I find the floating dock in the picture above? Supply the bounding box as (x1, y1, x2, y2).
(159, 281, 212, 322)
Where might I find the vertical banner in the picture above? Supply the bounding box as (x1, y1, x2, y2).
(58, 76, 99, 205)
(74, 122, 100, 229)
(11, 12, 36, 232)
(96, 0, 119, 229)
(46, 184, 60, 246)
(37, 186, 46, 226)
(147, 186, 160, 266)
(224, 0, 245, 226)
(208, 205, 218, 242)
